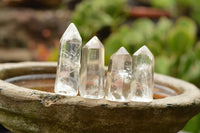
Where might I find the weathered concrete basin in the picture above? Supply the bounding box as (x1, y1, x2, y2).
(0, 62, 200, 133)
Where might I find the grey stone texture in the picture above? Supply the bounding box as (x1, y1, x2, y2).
(0, 62, 200, 133)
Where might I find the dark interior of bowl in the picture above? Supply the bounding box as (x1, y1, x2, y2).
(4, 74, 177, 99)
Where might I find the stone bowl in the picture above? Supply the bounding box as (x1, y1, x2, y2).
(0, 62, 200, 133)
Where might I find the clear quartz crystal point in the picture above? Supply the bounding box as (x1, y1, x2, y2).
(105, 47, 132, 102)
(131, 45, 154, 102)
(79, 36, 105, 99)
(54, 23, 82, 96)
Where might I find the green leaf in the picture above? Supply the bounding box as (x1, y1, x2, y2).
(151, 0, 175, 9)
(132, 18, 155, 41)
(72, 0, 126, 42)
(153, 17, 173, 46)
(175, 17, 197, 36)
(184, 113, 200, 133)
(146, 40, 163, 56)
(154, 55, 176, 75)
(167, 17, 197, 54)
(176, 0, 193, 8)
(177, 51, 196, 78)
(167, 27, 195, 54)
(195, 42, 200, 60)
(179, 60, 200, 83)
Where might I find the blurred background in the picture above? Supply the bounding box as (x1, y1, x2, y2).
(0, 0, 200, 132)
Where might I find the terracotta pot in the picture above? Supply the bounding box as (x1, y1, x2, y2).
(129, 6, 171, 18)
(0, 62, 200, 133)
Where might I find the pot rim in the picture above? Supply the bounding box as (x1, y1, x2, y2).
(0, 62, 200, 108)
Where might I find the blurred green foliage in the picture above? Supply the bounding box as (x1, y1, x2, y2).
(104, 17, 200, 89)
(70, 0, 200, 132)
(151, 0, 200, 27)
(151, 0, 175, 10)
(72, 0, 126, 42)
(71, 0, 200, 87)
(184, 113, 200, 133)
(104, 18, 154, 64)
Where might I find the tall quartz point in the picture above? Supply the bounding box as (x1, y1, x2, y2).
(79, 36, 105, 99)
(105, 47, 132, 102)
(131, 45, 154, 102)
(54, 23, 82, 96)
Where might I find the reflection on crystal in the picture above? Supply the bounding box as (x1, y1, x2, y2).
(105, 47, 132, 102)
(54, 23, 82, 96)
(131, 45, 154, 102)
(79, 36, 105, 99)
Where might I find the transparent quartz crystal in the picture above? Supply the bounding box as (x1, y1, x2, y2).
(79, 36, 105, 99)
(54, 23, 82, 96)
(105, 47, 132, 102)
(131, 45, 154, 102)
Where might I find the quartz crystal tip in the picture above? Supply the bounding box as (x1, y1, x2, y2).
(83, 36, 104, 48)
(80, 36, 105, 99)
(110, 47, 129, 58)
(131, 45, 154, 102)
(133, 45, 154, 60)
(116, 47, 129, 54)
(105, 46, 132, 102)
(61, 23, 82, 42)
(54, 22, 82, 96)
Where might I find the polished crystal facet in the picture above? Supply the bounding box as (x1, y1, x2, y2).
(105, 47, 132, 102)
(54, 23, 82, 96)
(79, 36, 105, 99)
(131, 45, 154, 102)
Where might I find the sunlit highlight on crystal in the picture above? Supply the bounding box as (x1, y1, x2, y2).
(54, 23, 82, 96)
(79, 36, 105, 99)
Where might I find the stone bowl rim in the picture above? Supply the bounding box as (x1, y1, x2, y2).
(0, 62, 200, 108)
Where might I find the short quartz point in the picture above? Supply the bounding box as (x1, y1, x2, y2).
(131, 45, 154, 102)
(105, 47, 132, 102)
(54, 23, 82, 96)
(79, 36, 105, 99)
